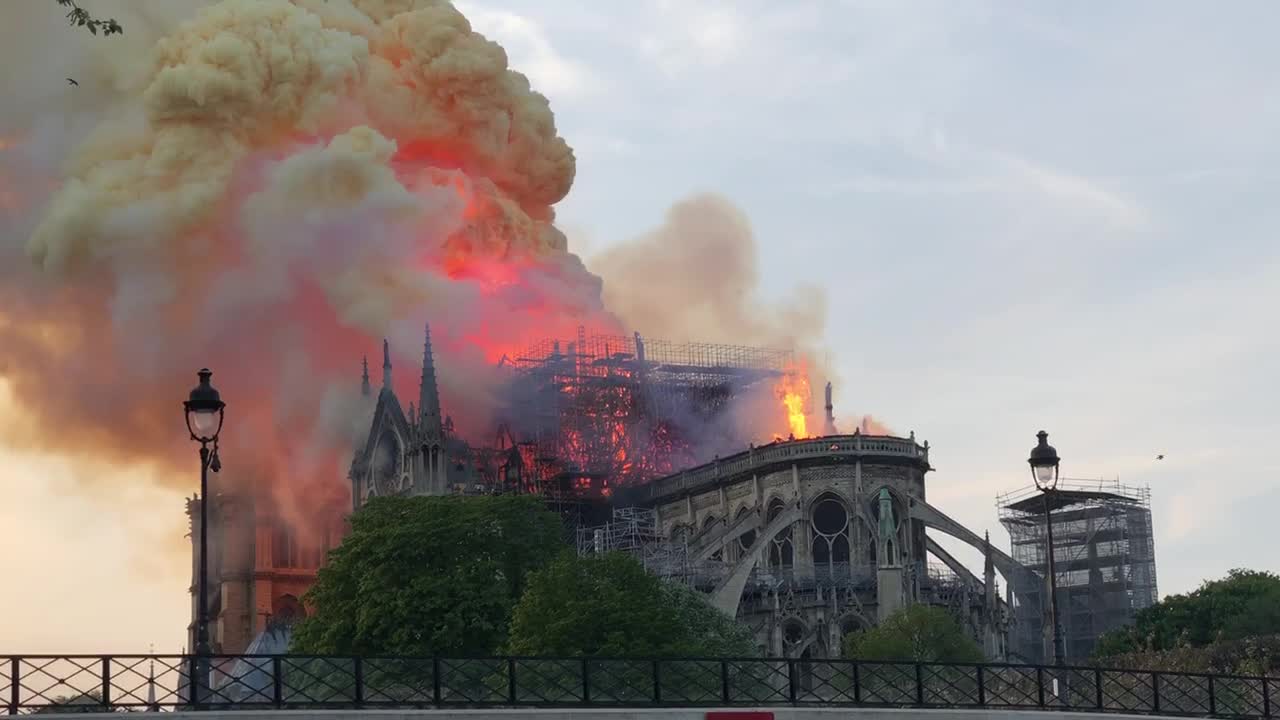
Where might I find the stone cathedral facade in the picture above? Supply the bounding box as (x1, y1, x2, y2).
(622, 434, 1012, 659)
(192, 323, 1014, 660)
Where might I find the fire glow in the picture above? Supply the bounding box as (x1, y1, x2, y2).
(775, 370, 812, 440)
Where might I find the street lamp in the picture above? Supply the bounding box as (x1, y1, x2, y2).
(184, 369, 224, 664)
(1028, 430, 1066, 667)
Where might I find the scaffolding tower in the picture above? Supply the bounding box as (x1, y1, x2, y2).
(997, 479, 1158, 663)
(577, 507, 691, 582)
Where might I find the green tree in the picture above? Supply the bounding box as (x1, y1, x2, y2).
(291, 494, 565, 657)
(1094, 568, 1280, 659)
(55, 0, 122, 36)
(842, 605, 984, 663)
(32, 691, 105, 714)
(507, 552, 755, 657)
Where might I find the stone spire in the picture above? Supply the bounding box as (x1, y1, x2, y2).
(419, 322, 443, 440)
(361, 356, 371, 397)
(382, 339, 392, 391)
(983, 531, 994, 575)
(823, 381, 835, 435)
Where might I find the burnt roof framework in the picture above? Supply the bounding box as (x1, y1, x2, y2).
(495, 328, 795, 494)
(997, 479, 1158, 664)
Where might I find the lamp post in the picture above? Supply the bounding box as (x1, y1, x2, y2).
(1028, 430, 1066, 668)
(184, 369, 224, 669)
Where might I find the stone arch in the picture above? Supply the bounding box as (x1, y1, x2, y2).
(837, 612, 870, 640)
(766, 497, 794, 569)
(669, 522, 692, 542)
(782, 618, 807, 647)
(867, 485, 908, 530)
(734, 506, 756, 556)
(272, 593, 306, 626)
(371, 429, 403, 496)
(702, 514, 723, 561)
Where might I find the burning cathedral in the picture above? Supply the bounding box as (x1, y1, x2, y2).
(189, 321, 1016, 662)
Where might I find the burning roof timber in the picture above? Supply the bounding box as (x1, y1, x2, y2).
(485, 327, 802, 494)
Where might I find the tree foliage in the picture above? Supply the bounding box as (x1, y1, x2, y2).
(291, 494, 566, 657)
(1100, 634, 1280, 678)
(842, 605, 984, 663)
(1094, 569, 1280, 659)
(56, 0, 123, 36)
(32, 692, 104, 714)
(506, 552, 755, 657)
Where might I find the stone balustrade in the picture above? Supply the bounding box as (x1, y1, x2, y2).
(629, 434, 931, 505)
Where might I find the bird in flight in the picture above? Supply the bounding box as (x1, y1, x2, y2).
(1156, 454, 1165, 460)
(67, 78, 79, 86)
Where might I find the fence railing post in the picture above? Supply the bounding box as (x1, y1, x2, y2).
(915, 663, 925, 705)
(1095, 668, 1103, 710)
(581, 659, 590, 704)
(100, 657, 111, 711)
(431, 657, 442, 707)
(1036, 666, 1046, 708)
(787, 659, 797, 704)
(188, 655, 201, 710)
(353, 657, 364, 708)
(1151, 672, 1160, 714)
(976, 665, 986, 706)
(1262, 676, 1271, 719)
(1208, 675, 1216, 716)
(652, 660, 662, 704)
(271, 657, 283, 708)
(721, 660, 730, 704)
(851, 661, 861, 704)
(507, 658, 517, 704)
(9, 658, 20, 715)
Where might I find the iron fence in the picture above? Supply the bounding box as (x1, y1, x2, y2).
(1, 655, 1273, 717)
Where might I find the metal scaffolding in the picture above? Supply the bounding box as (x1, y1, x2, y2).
(577, 507, 692, 582)
(997, 479, 1158, 663)
(495, 327, 792, 493)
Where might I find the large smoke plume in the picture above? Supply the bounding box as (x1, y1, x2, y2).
(0, 0, 845, 535)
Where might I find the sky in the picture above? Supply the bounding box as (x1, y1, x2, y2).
(2, 0, 1278, 653)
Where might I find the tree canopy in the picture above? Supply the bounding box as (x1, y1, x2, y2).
(1094, 568, 1280, 658)
(56, 0, 122, 36)
(507, 552, 755, 657)
(842, 605, 984, 663)
(291, 494, 566, 657)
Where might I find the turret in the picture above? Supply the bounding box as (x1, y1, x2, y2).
(417, 322, 446, 493)
(418, 322, 443, 442)
(381, 339, 392, 391)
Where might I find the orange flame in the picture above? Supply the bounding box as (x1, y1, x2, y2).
(775, 369, 811, 440)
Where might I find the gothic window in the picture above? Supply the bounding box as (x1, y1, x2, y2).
(811, 495, 851, 574)
(736, 507, 756, 555)
(272, 594, 306, 626)
(670, 524, 691, 544)
(272, 524, 295, 569)
(703, 515, 722, 561)
(272, 524, 324, 569)
(768, 498, 794, 569)
(783, 620, 806, 646)
(372, 430, 402, 496)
